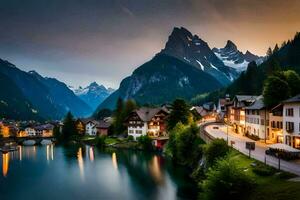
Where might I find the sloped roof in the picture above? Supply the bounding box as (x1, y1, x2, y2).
(282, 94, 300, 104)
(96, 120, 111, 129)
(135, 107, 165, 122)
(245, 96, 265, 110)
(235, 95, 258, 102)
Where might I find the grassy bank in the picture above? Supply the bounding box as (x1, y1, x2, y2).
(224, 150, 300, 200)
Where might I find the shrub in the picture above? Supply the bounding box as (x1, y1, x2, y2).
(252, 163, 277, 176)
(137, 135, 153, 150)
(204, 139, 230, 167)
(127, 135, 134, 141)
(201, 156, 255, 200)
(95, 135, 106, 148)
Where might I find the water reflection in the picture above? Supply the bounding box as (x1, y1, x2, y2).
(112, 152, 118, 170)
(2, 153, 9, 177)
(149, 155, 164, 184)
(89, 147, 94, 162)
(77, 147, 85, 181)
(19, 145, 22, 161)
(46, 145, 54, 161)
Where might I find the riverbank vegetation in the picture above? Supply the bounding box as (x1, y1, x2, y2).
(166, 122, 300, 200)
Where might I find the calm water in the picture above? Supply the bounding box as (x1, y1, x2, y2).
(0, 145, 197, 200)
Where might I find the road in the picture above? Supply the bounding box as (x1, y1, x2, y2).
(204, 123, 300, 176)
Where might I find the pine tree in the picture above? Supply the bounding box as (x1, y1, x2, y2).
(167, 99, 191, 130)
(61, 112, 78, 142)
(113, 98, 124, 134)
(273, 44, 279, 53)
(266, 47, 273, 57)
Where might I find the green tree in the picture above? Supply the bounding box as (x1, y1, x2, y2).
(201, 155, 255, 200)
(113, 98, 124, 134)
(123, 99, 137, 119)
(203, 139, 230, 168)
(167, 123, 203, 167)
(113, 98, 137, 135)
(167, 99, 191, 130)
(263, 76, 290, 108)
(273, 44, 279, 53)
(61, 112, 78, 142)
(266, 47, 273, 57)
(95, 108, 112, 120)
(176, 123, 203, 167)
(283, 70, 300, 96)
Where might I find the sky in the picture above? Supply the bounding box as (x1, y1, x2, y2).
(0, 0, 299, 89)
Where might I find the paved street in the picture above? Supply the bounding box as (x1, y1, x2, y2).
(205, 123, 300, 176)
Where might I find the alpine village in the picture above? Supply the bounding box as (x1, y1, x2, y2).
(1, 3, 300, 200)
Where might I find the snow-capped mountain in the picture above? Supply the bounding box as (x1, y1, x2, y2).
(160, 27, 238, 85)
(96, 27, 239, 111)
(71, 82, 114, 110)
(213, 40, 264, 72)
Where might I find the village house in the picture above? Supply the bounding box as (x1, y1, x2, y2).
(269, 104, 283, 143)
(245, 96, 269, 141)
(125, 107, 169, 141)
(34, 124, 55, 137)
(85, 120, 99, 136)
(0, 122, 18, 137)
(25, 126, 36, 136)
(282, 94, 300, 149)
(217, 95, 231, 121)
(191, 103, 216, 121)
(84, 119, 111, 136)
(230, 95, 257, 134)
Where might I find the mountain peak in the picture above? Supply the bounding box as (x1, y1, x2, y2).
(225, 40, 237, 50)
(89, 81, 99, 87)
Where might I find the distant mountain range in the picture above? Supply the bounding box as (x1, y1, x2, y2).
(96, 27, 261, 111)
(69, 82, 114, 110)
(213, 40, 264, 72)
(0, 59, 93, 120)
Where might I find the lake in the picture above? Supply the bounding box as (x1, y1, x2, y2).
(0, 145, 197, 200)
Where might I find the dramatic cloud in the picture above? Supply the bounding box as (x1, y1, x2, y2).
(0, 0, 299, 88)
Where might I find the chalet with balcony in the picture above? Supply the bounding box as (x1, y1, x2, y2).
(125, 107, 169, 143)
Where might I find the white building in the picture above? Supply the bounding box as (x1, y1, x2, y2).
(245, 96, 269, 141)
(282, 95, 300, 148)
(85, 120, 99, 136)
(25, 127, 36, 136)
(125, 107, 168, 140)
(269, 104, 283, 143)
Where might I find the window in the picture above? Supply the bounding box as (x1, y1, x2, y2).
(261, 119, 265, 125)
(286, 122, 294, 133)
(286, 108, 294, 116)
(128, 130, 134, 134)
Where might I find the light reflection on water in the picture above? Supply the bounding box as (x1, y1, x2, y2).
(112, 152, 118, 170)
(2, 153, 9, 177)
(0, 145, 197, 200)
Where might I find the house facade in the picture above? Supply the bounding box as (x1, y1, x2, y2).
(269, 104, 283, 143)
(282, 95, 300, 149)
(85, 120, 99, 136)
(84, 119, 111, 136)
(245, 96, 269, 141)
(126, 107, 169, 140)
(25, 127, 36, 136)
(231, 95, 257, 134)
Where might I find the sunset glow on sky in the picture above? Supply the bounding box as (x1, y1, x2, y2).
(0, 0, 299, 88)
